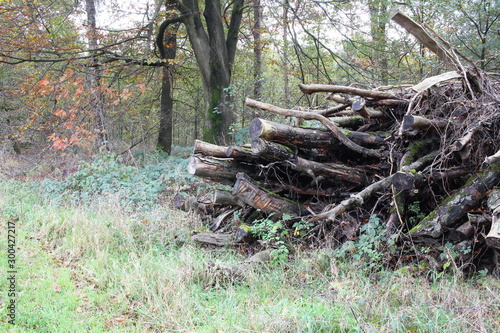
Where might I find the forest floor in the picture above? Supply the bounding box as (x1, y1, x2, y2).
(0, 149, 499, 332)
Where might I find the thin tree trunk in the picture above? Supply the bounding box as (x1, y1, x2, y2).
(158, 65, 174, 153)
(368, 0, 389, 85)
(156, 0, 180, 154)
(85, 0, 108, 150)
(282, 0, 290, 107)
(253, 0, 263, 101)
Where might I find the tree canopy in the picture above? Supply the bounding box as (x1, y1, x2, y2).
(0, 0, 498, 153)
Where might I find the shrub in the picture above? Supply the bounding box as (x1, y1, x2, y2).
(41, 150, 202, 209)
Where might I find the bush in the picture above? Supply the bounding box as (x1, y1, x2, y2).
(41, 150, 202, 209)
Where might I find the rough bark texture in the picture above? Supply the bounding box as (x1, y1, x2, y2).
(232, 173, 306, 218)
(181, 11, 500, 276)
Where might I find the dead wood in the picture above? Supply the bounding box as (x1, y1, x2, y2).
(352, 98, 386, 119)
(188, 156, 258, 184)
(308, 176, 393, 223)
(409, 164, 499, 238)
(185, 11, 500, 275)
(232, 173, 306, 218)
(292, 156, 370, 185)
(486, 190, 500, 249)
(193, 140, 229, 157)
(298, 83, 399, 100)
(390, 10, 460, 69)
(191, 232, 237, 246)
(213, 190, 245, 207)
(249, 118, 383, 151)
(401, 115, 449, 132)
(246, 98, 385, 158)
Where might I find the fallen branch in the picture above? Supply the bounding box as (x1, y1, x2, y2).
(298, 83, 399, 100)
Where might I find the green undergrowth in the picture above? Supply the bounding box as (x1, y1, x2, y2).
(1, 154, 499, 332)
(41, 150, 205, 210)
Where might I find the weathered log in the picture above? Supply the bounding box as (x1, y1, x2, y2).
(251, 138, 371, 185)
(249, 118, 384, 151)
(210, 207, 238, 231)
(192, 232, 237, 246)
(392, 171, 417, 191)
(411, 71, 463, 93)
(246, 98, 384, 158)
(327, 93, 407, 107)
(193, 140, 229, 158)
(298, 83, 399, 100)
(401, 115, 449, 132)
(173, 192, 205, 212)
(251, 138, 295, 160)
(391, 168, 471, 191)
(232, 173, 306, 218)
(309, 104, 349, 117)
(391, 10, 459, 69)
(327, 116, 367, 128)
(352, 98, 386, 119)
(485, 190, 500, 249)
(468, 212, 490, 226)
(188, 156, 257, 184)
(225, 145, 261, 162)
(409, 165, 500, 238)
(309, 152, 445, 224)
(293, 156, 369, 185)
(448, 221, 475, 242)
(483, 150, 500, 169)
(213, 190, 245, 207)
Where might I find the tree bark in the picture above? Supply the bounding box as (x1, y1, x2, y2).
(156, 0, 180, 153)
(352, 98, 386, 119)
(401, 115, 449, 132)
(249, 118, 384, 151)
(409, 165, 500, 238)
(251, 138, 295, 161)
(187, 156, 258, 184)
(298, 83, 398, 99)
(486, 190, 500, 249)
(232, 173, 306, 218)
(193, 139, 229, 157)
(85, 0, 108, 150)
(174, 0, 244, 144)
(252, 0, 263, 100)
(390, 10, 460, 70)
(246, 99, 385, 158)
(293, 156, 369, 185)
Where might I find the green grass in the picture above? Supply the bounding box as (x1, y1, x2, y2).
(1, 160, 499, 332)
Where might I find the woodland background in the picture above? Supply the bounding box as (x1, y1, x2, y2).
(1, 0, 498, 155)
(1, 1, 500, 331)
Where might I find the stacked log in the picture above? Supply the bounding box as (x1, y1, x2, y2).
(182, 11, 500, 275)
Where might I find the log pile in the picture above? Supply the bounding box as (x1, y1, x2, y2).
(181, 11, 500, 276)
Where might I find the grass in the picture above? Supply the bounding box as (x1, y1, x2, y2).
(0, 154, 499, 332)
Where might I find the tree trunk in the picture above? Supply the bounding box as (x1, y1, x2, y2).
(85, 0, 108, 150)
(252, 0, 263, 100)
(175, 0, 244, 145)
(368, 0, 389, 85)
(156, 0, 180, 154)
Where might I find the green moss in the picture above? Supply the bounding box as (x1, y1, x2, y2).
(342, 129, 352, 136)
(405, 141, 425, 165)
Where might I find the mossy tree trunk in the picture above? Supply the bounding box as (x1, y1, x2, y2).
(174, 0, 244, 145)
